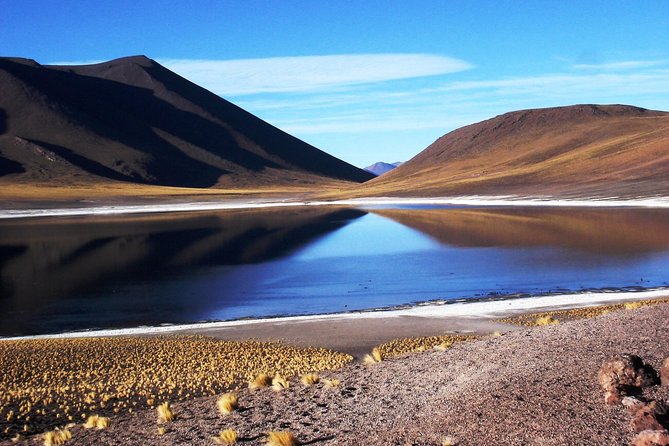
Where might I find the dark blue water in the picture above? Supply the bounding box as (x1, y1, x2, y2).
(1, 206, 668, 336)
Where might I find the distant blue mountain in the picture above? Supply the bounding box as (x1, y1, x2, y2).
(364, 161, 403, 176)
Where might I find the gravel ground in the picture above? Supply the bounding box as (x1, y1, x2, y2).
(5, 304, 668, 446)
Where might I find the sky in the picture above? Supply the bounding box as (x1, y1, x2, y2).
(2, 1, 669, 168)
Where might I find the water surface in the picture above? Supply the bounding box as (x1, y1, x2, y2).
(1, 206, 668, 336)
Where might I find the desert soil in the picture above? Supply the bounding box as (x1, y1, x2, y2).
(5, 303, 668, 446)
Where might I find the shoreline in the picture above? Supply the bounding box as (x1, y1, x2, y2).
(2, 195, 669, 219)
(4, 288, 668, 356)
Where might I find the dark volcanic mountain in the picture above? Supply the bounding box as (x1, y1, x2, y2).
(0, 56, 373, 189)
(364, 104, 669, 198)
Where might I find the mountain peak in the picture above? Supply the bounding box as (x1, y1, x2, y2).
(0, 56, 373, 190)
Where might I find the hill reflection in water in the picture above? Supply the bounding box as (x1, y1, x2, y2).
(1, 206, 669, 337)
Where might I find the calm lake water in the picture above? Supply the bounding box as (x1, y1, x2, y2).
(1, 206, 669, 336)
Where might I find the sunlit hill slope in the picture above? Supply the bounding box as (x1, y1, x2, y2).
(360, 104, 669, 198)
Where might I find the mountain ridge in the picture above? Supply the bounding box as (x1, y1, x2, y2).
(364, 161, 403, 176)
(0, 55, 373, 192)
(361, 104, 669, 198)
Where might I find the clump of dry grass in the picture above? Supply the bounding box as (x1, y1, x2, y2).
(535, 315, 559, 326)
(266, 431, 297, 446)
(322, 378, 340, 388)
(0, 336, 352, 439)
(249, 373, 273, 390)
(82, 414, 109, 429)
(442, 436, 457, 446)
(156, 402, 174, 423)
(497, 298, 669, 327)
(157, 427, 166, 436)
(43, 428, 71, 446)
(363, 347, 383, 364)
(213, 428, 238, 444)
(217, 393, 238, 415)
(376, 335, 476, 358)
(300, 373, 320, 386)
(272, 374, 290, 391)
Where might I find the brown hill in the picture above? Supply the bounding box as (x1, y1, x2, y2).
(361, 104, 669, 198)
(0, 56, 373, 195)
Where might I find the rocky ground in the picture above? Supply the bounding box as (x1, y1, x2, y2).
(4, 304, 669, 446)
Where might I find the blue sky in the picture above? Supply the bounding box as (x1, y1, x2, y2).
(2, 1, 669, 167)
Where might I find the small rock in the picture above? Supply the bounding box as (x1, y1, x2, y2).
(630, 430, 669, 446)
(598, 354, 659, 404)
(630, 401, 669, 433)
(661, 358, 669, 387)
(624, 397, 646, 409)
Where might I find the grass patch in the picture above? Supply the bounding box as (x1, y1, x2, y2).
(217, 393, 238, 415)
(82, 415, 109, 429)
(497, 298, 669, 326)
(299, 373, 320, 386)
(213, 428, 238, 445)
(266, 431, 297, 446)
(156, 402, 174, 424)
(43, 428, 71, 446)
(375, 335, 477, 358)
(0, 336, 352, 439)
(271, 374, 290, 392)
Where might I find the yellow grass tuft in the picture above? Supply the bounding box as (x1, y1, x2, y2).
(322, 378, 341, 388)
(624, 301, 643, 310)
(266, 431, 297, 446)
(83, 414, 109, 429)
(442, 436, 457, 446)
(157, 402, 174, 423)
(11, 434, 22, 443)
(217, 393, 239, 415)
(272, 374, 290, 391)
(43, 428, 72, 446)
(157, 427, 166, 436)
(213, 428, 238, 445)
(535, 315, 559, 326)
(300, 373, 320, 386)
(249, 373, 273, 390)
(364, 347, 383, 364)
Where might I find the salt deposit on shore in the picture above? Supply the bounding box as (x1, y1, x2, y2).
(4, 288, 668, 342)
(2, 195, 669, 219)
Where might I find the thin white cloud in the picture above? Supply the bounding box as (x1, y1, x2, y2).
(572, 60, 666, 71)
(157, 54, 473, 95)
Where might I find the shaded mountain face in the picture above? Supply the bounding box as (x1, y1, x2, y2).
(0, 56, 373, 188)
(364, 161, 403, 176)
(365, 104, 669, 198)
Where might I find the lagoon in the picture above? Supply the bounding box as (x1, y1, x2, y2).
(1, 205, 669, 337)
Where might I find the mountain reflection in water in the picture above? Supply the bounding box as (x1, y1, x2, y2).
(372, 207, 669, 255)
(1, 206, 669, 337)
(0, 208, 365, 335)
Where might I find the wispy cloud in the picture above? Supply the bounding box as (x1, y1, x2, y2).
(158, 54, 473, 95)
(246, 66, 669, 138)
(572, 60, 666, 71)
